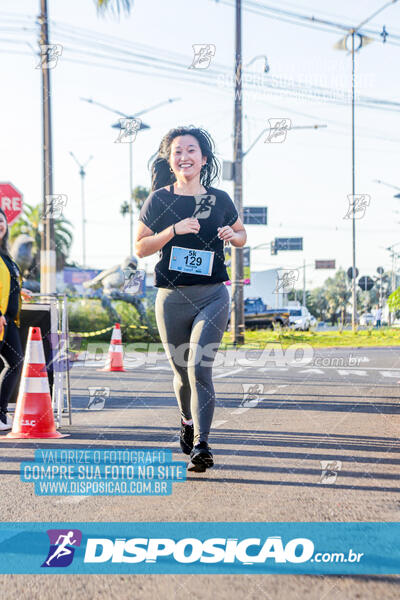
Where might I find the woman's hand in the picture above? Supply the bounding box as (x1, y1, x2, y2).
(0, 315, 7, 336)
(217, 226, 236, 242)
(174, 218, 200, 235)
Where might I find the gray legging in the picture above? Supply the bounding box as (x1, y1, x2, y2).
(155, 283, 230, 444)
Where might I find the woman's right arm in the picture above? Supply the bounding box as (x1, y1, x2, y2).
(135, 221, 174, 258)
(135, 218, 200, 258)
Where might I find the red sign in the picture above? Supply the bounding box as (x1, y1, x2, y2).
(0, 182, 23, 225)
(315, 260, 336, 269)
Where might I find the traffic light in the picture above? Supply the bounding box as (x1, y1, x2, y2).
(271, 241, 277, 255)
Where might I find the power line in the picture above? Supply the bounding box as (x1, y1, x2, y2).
(212, 0, 400, 44)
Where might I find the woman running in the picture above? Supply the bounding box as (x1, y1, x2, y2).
(0, 208, 26, 431)
(135, 126, 247, 472)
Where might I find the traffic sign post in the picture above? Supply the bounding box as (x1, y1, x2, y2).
(315, 260, 336, 269)
(0, 182, 23, 225)
(347, 266, 359, 280)
(377, 266, 384, 307)
(358, 276, 374, 292)
(243, 207, 267, 225)
(274, 237, 303, 253)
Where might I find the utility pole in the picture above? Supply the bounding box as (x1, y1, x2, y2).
(70, 152, 93, 267)
(302, 259, 306, 306)
(332, 0, 400, 331)
(231, 0, 245, 345)
(351, 30, 357, 332)
(39, 0, 56, 293)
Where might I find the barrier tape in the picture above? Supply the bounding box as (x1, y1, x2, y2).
(69, 326, 114, 338)
(69, 324, 149, 337)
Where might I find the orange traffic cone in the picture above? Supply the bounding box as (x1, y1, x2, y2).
(98, 323, 126, 372)
(7, 327, 68, 439)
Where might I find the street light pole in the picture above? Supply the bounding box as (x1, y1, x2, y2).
(81, 97, 180, 257)
(38, 0, 56, 294)
(333, 0, 400, 331)
(351, 30, 357, 332)
(70, 152, 93, 267)
(231, 0, 245, 345)
(129, 140, 133, 257)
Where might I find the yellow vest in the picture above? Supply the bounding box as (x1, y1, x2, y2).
(0, 255, 22, 341)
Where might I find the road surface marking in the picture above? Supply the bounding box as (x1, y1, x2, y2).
(379, 371, 400, 378)
(261, 367, 288, 371)
(337, 370, 367, 376)
(213, 419, 228, 427)
(214, 368, 243, 379)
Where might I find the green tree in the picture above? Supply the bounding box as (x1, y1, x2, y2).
(10, 203, 73, 275)
(307, 287, 329, 321)
(120, 185, 150, 217)
(388, 287, 400, 313)
(325, 268, 352, 325)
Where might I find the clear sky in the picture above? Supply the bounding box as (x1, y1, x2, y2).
(1, 0, 399, 290)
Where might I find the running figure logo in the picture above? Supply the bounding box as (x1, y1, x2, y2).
(42, 529, 82, 567)
(192, 194, 216, 219)
(274, 269, 299, 294)
(188, 44, 216, 69)
(343, 194, 371, 220)
(240, 383, 264, 408)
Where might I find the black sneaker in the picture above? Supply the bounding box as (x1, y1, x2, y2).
(187, 441, 214, 472)
(180, 420, 194, 455)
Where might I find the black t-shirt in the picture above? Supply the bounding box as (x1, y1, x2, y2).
(139, 185, 239, 288)
(1, 254, 20, 319)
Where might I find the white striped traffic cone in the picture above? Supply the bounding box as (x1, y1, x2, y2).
(7, 327, 68, 439)
(98, 323, 126, 372)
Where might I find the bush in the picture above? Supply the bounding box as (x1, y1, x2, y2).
(67, 298, 159, 343)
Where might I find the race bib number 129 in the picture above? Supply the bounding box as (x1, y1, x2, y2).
(168, 246, 214, 276)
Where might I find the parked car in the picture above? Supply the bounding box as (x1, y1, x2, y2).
(360, 312, 375, 327)
(227, 297, 289, 330)
(286, 306, 312, 331)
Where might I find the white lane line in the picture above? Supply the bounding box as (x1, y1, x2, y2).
(312, 366, 400, 371)
(214, 368, 243, 379)
(213, 420, 228, 427)
(257, 367, 288, 372)
(298, 368, 324, 375)
(231, 407, 249, 415)
(337, 370, 367, 377)
(380, 371, 400, 378)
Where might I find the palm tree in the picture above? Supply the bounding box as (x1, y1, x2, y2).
(96, 0, 133, 15)
(10, 203, 73, 275)
(120, 185, 149, 217)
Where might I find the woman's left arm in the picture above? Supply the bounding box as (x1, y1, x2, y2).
(217, 217, 247, 247)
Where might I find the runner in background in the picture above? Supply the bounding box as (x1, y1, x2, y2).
(135, 126, 247, 472)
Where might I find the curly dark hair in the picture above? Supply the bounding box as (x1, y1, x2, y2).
(147, 125, 221, 192)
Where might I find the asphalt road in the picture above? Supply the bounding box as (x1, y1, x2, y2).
(0, 346, 399, 599)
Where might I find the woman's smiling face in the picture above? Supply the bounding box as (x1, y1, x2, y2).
(169, 134, 206, 180)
